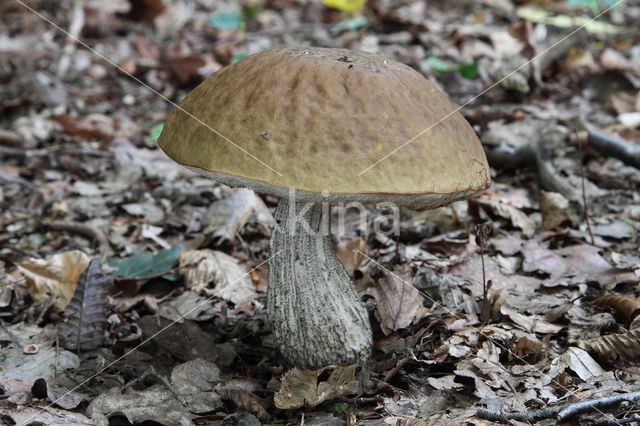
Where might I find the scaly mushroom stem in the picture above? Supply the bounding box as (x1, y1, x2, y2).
(267, 197, 372, 368)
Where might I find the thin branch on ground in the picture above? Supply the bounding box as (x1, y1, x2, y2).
(571, 127, 640, 170)
(121, 365, 188, 407)
(41, 220, 110, 256)
(476, 391, 640, 423)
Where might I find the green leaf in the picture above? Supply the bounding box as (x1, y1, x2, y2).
(426, 56, 458, 74)
(108, 245, 185, 283)
(330, 16, 368, 35)
(231, 53, 250, 64)
(458, 60, 479, 80)
(149, 122, 164, 141)
(209, 11, 244, 31)
(328, 402, 350, 414)
(242, 4, 260, 19)
(427, 56, 479, 79)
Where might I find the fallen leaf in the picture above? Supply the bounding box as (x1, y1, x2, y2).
(477, 198, 536, 237)
(274, 365, 358, 409)
(366, 265, 427, 335)
(0, 407, 94, 426)
(600, 47, 636, 72)
(203, 188, 273, 243)
(501, 305, 564, 334)
(158, 291, 220, 322)
(322, 0, 366, 13)
(58, 258, 113, 351)
(592, 220, 635, 240)
(54, 114, 116, 142)
(540, 191, 572, 230)
(566, 47, 594, 68)
(577, 329, 640, 362)
(87, 358, 222, 424)
(109, 245, 184, 283)
(180, 249, 257, 305)
(216, 386, 268, 421)
(17, 250, 92, 311)
(548, 347, 606, 382)
(521, 240, 568, 279)
(593, 295, 640, 324)
(335, 237, 366, 276)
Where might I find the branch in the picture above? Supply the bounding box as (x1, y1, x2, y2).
(484, 142, 583, 211)
(573, 128, 640, 170)
(41, 220, 110, 256)
(476, 391, 640, 423)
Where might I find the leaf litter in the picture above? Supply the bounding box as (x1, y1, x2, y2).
(1, 0, 640, 424)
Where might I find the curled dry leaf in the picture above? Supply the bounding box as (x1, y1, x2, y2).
(58, 258, 113, 351)
(54, 114, 116, 142)
(180, 249, 257, 305)
(335, 236, 366, 276)
(365, 264, 429, 335)
(593, 295, 640, 324)
(216, 386, 268, 421)
(17, 250, 92, 312)
(501, 305, 564, 334)
(547, 347, 606, 382)
(274, 365, 358, 409)
(577, 329, 640, 363)
(476, 198, 536, 237)
(204, 188, 274, 243)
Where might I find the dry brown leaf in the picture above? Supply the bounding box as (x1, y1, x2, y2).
(522, 240, 568, 279)
(600, 47, 636, 72)
(547, 347, 606, 382)
(501, 305, 564, 334)
(366, 264, 427, 335)
(577, 329, 640, 362)
(565, 47, 594, 68)
(273, 365, 358, 409)
(476, 198, 536, 237)
(514, 336, 544, 363)
(17, 250, 92, 312)
(180, 249, 257, 305)
(54, 114, 116, 142)
(335, 237, 366, 276)
(204, 188, 273, 243)
(216, 388, 268, 421)
(594, 295, 640, 324)
(540, 191, 572, 230)
(58, 258, 113, 351)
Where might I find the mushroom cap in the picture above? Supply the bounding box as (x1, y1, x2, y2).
(158, 47, 490, 209)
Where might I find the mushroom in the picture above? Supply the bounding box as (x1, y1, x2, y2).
(158, 47, 490, 369)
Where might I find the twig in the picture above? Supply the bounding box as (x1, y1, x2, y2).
(484, 142, 583, 212)
(0, 175, 41, 191)
(557, 391, 640, 422)
(619, 417, 640, 424)
(41, 220, 110, 256)
(376, 357, 411, 392)
(121, 365, 188, 407)
(578, 135, 595, 245)
(0, 129, 26, 146)
(56, 0, 85, 78)
(476, 391, 640, 423)
(0, 145, 114, 158)
(352, 395, 384, 404)
(35, 294, 58, 325)
(572, 127, 640, 170)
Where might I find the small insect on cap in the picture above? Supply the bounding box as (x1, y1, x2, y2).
(158, 47, 490, 209)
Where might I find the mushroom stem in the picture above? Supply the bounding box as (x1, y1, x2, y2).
(267, 197, 372, 368)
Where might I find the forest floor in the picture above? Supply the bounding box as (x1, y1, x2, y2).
(1, 0, 640, 424)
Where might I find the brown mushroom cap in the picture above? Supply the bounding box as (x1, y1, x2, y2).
(158, 47, 490, 209)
